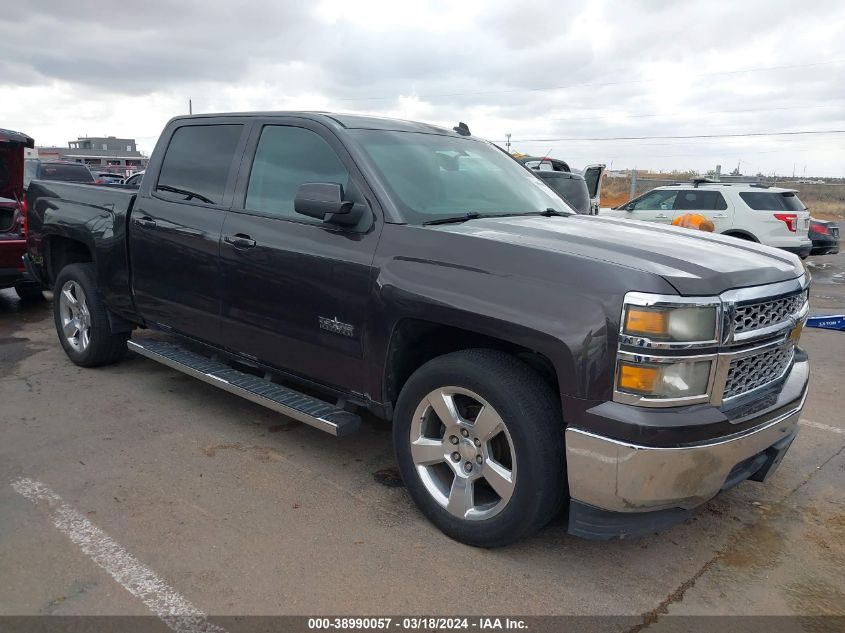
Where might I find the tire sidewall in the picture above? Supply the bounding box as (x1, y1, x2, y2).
(53, 264, 108, 366)
(393, 351, 565, 547)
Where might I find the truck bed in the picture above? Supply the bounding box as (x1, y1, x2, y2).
(26, 180, 138, 318)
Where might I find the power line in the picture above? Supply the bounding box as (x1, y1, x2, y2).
(494, 130, 845, 143)
(547, 102, 845, 122)
(333, 59, 845, 102)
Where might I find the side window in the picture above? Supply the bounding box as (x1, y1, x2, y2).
(245, 126, 349, 220)
(156, 124, 243, 205)
(630, 189, 678, 211)
(674, 190, 726, 210)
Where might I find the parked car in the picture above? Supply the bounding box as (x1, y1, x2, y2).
(0, 128, 42, 301)
(518, 156, 605, 215)
(26, 112, 809, 546)
(602, 181, 812, 257)
(123, 170, 145, 188)
(808, 219, 840, 256)
(92, 172, 125, 185)
(24, 159, 95, 190)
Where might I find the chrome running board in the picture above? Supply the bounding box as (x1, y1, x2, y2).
(128, 339, 360, 437)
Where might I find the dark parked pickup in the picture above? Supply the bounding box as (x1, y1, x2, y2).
(25, 112, 810, 546)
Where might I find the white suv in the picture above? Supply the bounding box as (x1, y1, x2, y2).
(601, 182, 812, 258)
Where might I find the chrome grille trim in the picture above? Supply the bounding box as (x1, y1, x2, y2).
(733, 291, 808, 334)
(723, 344, 795, 400)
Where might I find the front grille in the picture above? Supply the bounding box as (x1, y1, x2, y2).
(734, 290, 807, 334)
(724, 344, 794, 400)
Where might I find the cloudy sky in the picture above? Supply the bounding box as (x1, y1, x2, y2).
(3, 0, 845, 175)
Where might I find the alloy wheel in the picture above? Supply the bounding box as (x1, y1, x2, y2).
(410, 387, 516, 521)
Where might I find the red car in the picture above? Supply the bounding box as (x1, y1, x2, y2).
(0, 128, 43, 301)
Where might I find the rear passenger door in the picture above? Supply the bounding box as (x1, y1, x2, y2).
(219, 119, 381, 393)
(672, 189, 733, 232)
(608, 188, 679, 224)
(129, 120, 250, 344)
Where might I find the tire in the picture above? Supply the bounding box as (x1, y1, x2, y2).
(14, 282, 45, 302)
(53, 263, 130, 367)
(393, 349, 566, 547)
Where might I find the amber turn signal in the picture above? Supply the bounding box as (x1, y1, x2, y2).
(624, 308, 668, 337)
(617, 363, 659, 394)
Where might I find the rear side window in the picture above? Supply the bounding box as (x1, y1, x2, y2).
(156, 124, 243, 205)
(673, 190, 727, 210)
(38, 163, 94, 183)
(739, 191, 806, 211)
(245, 125, 349, 220)
(538, 174, 590, 214)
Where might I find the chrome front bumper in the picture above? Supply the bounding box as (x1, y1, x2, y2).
(565, 390, 806, 513)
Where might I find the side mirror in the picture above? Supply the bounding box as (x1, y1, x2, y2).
(294, 182, 362, 226)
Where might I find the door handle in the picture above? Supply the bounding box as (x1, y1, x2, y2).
(713, 214, 728, 218)
(224, 234, 257, 249)
(655, 214, 668, 219)
(133, 216, 157, 228)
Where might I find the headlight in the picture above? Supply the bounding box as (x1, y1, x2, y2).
(623, 305, 718, 343)
(617, 358, 713, 399)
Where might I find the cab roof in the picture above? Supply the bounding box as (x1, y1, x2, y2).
(169, 111, 467, 137)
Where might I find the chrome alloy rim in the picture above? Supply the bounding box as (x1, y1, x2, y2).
(58, 280, 91, 352)
(410, 387, 516, 521)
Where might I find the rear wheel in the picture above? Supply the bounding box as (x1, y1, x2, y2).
(53, 263, 130, 367)
(393, 349, 566, 547)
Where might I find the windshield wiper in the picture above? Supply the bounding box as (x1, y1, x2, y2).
(423, 212, 482, 226)
(423, 208, 571, 226)
(156, 185, 214, 205)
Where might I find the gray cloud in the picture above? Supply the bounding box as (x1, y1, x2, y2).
(2, 0, 844, 174)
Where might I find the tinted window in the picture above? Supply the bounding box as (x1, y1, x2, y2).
(352, 130, 568, 223)
(38, 163, 94, 183)
(629, 189, 678, 211)
(739, 191, 806, 211)
(245, 126, 349, 219)
(157, 124, 243, 205)
(583, 167, 602, 199)
(537, 174, 590, 214)
(673, 190, 727, 210)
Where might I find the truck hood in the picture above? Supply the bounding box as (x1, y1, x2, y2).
(430, 214, 804, 296)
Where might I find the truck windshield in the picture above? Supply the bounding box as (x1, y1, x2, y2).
(350, 130, 570, 224)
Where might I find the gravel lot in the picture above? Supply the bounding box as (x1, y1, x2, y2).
(1, 250, 844, 628)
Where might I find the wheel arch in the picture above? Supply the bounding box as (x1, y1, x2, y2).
(44, 234, 95, 286)
(382, 317, 563, 413)
(722, 229, 759, 242)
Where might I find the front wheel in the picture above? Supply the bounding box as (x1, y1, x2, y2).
(53, 263, 130, 367)
(393, 349, 566, 547)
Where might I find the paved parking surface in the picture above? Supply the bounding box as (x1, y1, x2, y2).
(1, 252, 844, 627)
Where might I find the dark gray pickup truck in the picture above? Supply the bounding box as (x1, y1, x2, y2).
(25, 112, 810, 546)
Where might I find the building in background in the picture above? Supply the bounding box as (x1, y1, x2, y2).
(33, 136, 147, 175)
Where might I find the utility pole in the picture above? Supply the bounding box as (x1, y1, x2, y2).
(189, 99, 192, 115)
(505, 133, 511, 153)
